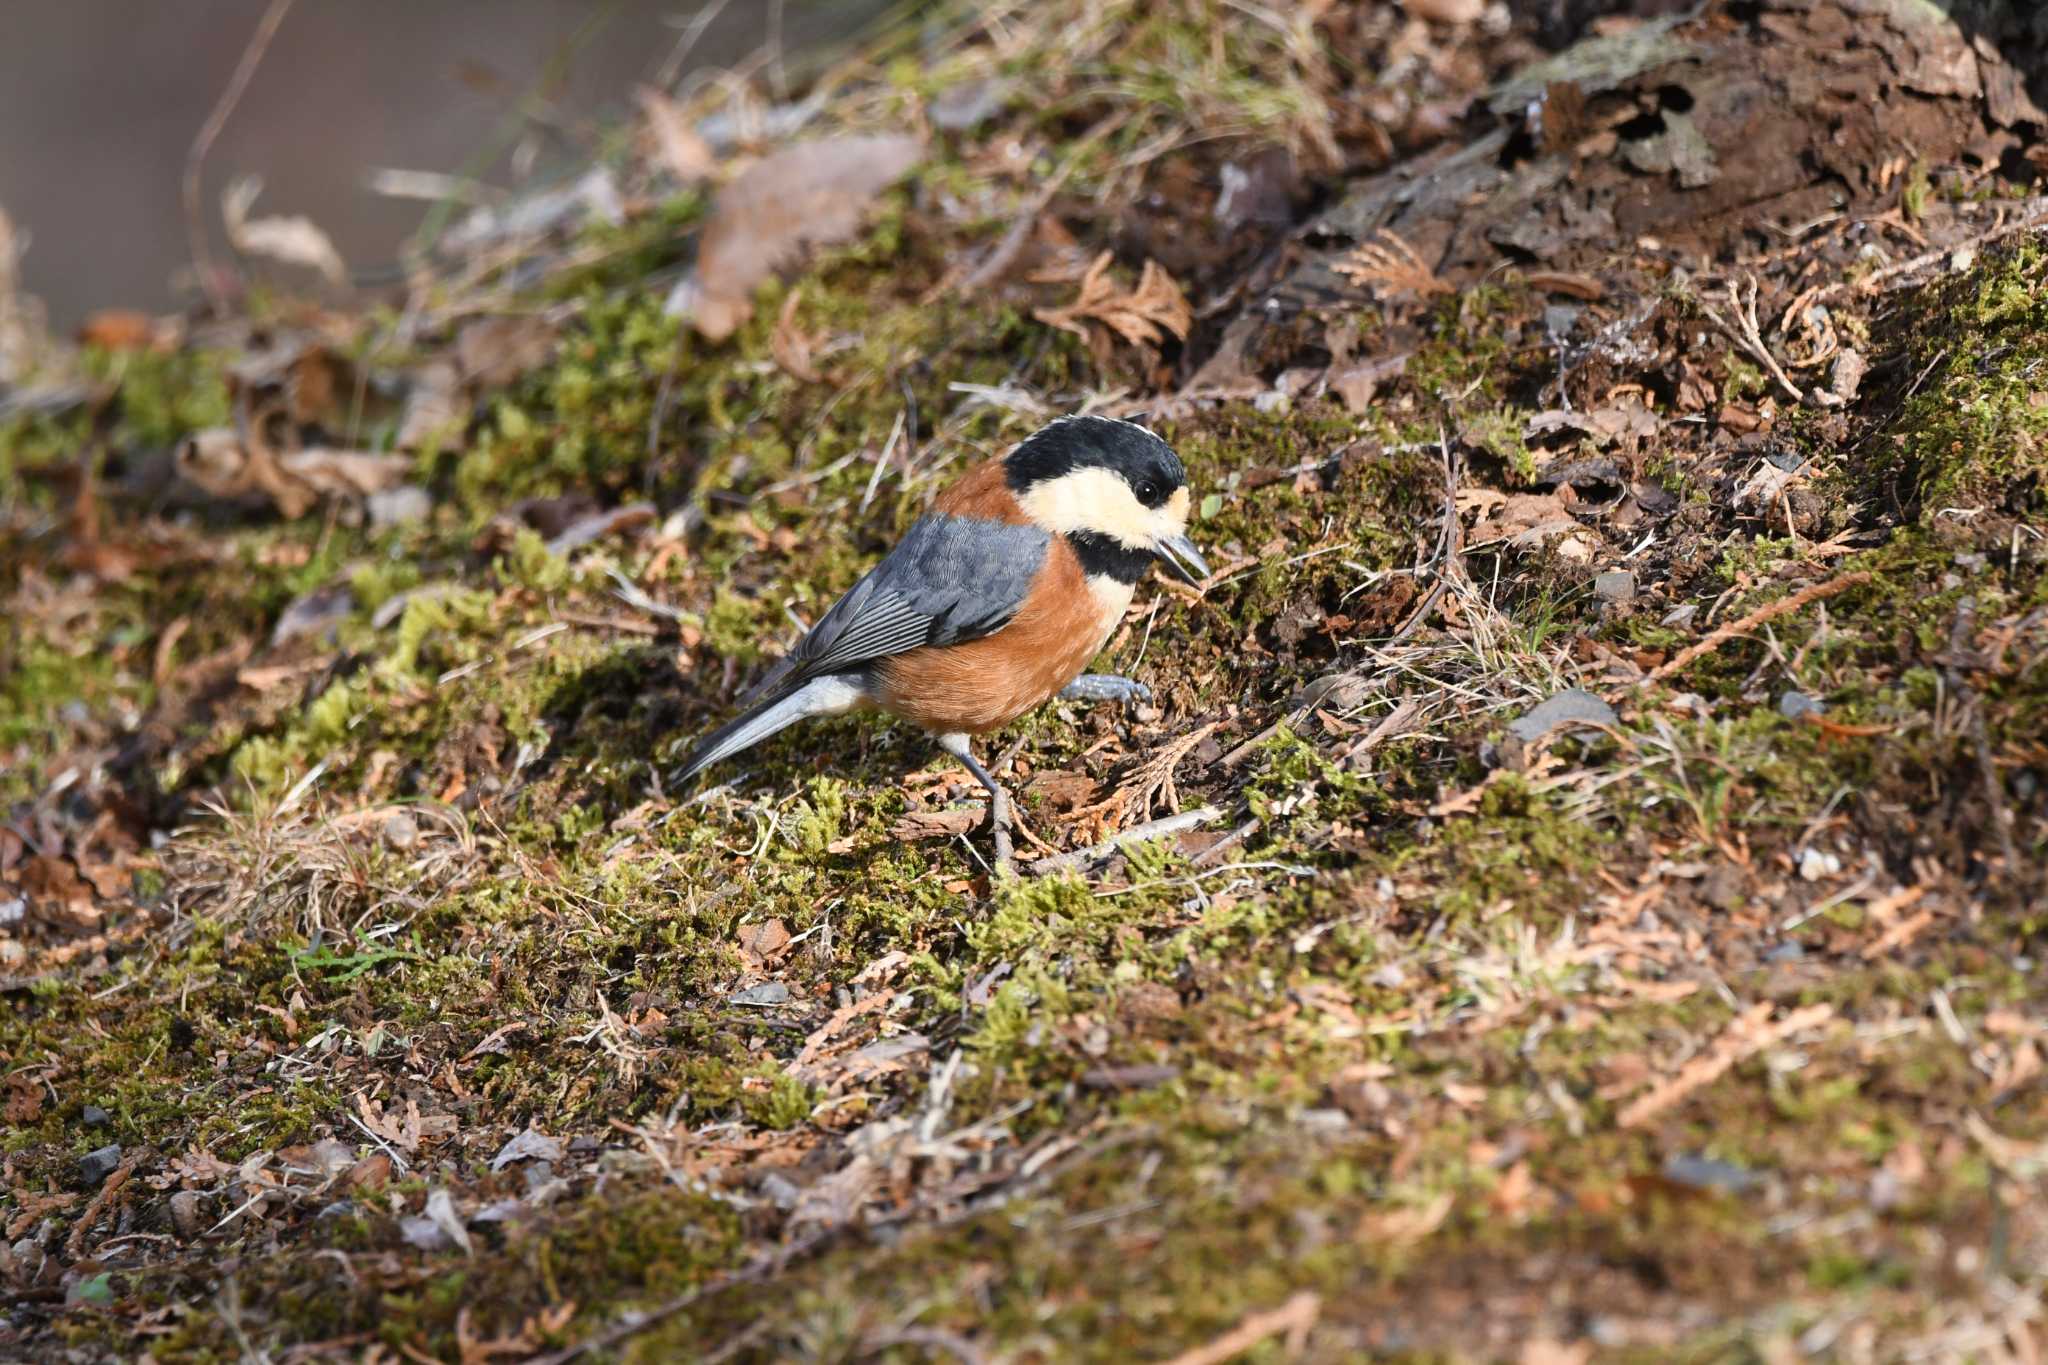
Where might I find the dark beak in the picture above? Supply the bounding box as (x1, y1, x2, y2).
(1153, 532, 1211, 586)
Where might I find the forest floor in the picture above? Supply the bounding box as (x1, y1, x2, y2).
(4, 1, 2047, 1360)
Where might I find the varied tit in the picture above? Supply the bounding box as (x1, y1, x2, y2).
(676, 414, 1209, 872)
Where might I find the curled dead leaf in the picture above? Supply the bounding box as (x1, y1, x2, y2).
(222, 176, 347, 286)
(456, 315, 558, 389)
(396, 360, 466, 453)
(175, 427, 412, 519)
(891, 808, 985, 842)
(636, 86, 716, 184)
(679, 134, 925, 341)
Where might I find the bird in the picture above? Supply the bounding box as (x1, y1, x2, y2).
(675, 414, 1209, 873)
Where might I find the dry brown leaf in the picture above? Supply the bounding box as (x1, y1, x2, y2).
(891, 808, 985, 842)
(1358, 1190, 1453, 1246)
(685, 134, 925, 341)
(456, 315, 558, 389)
(175, 426, 411, 519)
(1462, 489, 1583, 549)
(76, 309, 165, 352)
(396, 360, 466, 453)
(636, 86, 716, 184)
(1034, 251, 1192, 353)
(737, 917, 791, 963)
(1328, 353, 1408, 414)
(222, 175, 347, 286)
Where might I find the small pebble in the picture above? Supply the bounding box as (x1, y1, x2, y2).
(1593, 570, 1636, 602)
(78, 1144, 123, 1186)
(168, 1191, 205, 1238)
(81, 1106, 110, 1128)
(1778, 691, 1825, 720)
(1798, 847, 1842, 881)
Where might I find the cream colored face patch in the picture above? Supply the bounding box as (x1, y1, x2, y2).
(1084, 572, 1136, 636)
(1020, 467, 1191, 549)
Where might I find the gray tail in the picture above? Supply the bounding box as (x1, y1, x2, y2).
(675, 676, 851, 783)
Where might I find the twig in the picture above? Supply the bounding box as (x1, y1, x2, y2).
(64, 1151, 141, 1259)
(653, 0, 737, 90)
(1631, 571, 1871, 693)
(530, 1230, 834, 1364)
(1698, 275, 1802, 403)
(1025, 805, 1223, 878)
(183, 0, 297, 314)
(1616, 1003, 1834, 1129)
(1839, 198, 2048, 298)
(1189, 817, 1260, 868)
(1161, 1291, 1322, 1365)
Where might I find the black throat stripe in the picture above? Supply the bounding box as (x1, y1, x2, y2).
(1066, 530, 1153, 584)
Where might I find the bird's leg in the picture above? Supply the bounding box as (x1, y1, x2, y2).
(937, 732, 1014, 877)
(1058, 674, 1153, 705)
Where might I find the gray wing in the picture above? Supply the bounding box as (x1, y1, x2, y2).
(751, 514, 1050, 695)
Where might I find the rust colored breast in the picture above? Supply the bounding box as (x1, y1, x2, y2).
(875, 536, 1117, 735)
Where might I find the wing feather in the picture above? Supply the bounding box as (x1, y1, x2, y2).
(750, 515, 1048, 697)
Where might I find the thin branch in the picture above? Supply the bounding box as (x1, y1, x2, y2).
(183, 0, 296, 314)
(1631, 571, 1871, 693)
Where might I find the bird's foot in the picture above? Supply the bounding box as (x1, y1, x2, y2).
(1059, 673, 1153, 705)
(937, 731, 1018, 882)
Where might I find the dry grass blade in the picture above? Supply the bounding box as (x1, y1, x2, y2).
(1160, 1290, 1321, 1365)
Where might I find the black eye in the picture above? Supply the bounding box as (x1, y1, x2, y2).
(1135, 480, 1159, 505)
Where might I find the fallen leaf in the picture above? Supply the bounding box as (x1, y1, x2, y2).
(1462, 489, 1582, 549)
(456, 315, 558, 388)
(425, 1188, 473, 1255)
(175, 428, 411, 519)
(636, 86, 716, 183)
(1035, 251, 1192, 353)
(396, 360, 467, 456)
(890, 808, 985, 842)
(1328, 353, 1408, 414)
(737, 918, 792, 962)
(680, 134, 925, 340)
(222, 175, 347, 286)
(490, 1129, 564, 1173)
(1358, 1190, 1453, 1246)
(77, 309, 164, 351)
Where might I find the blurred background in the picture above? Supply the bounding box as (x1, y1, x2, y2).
(0, 0, 891, 330)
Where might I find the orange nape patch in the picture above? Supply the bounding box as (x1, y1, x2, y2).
(875, 536, 1116, 734)
(931, 458, 1032, 523)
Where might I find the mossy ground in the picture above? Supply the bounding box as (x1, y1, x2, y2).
(5, 3, 2047, 1361)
